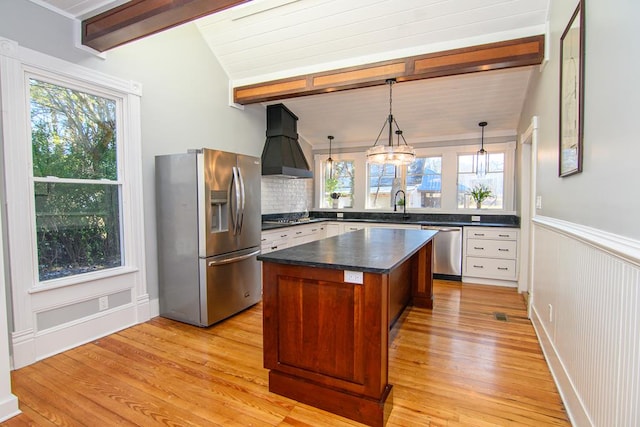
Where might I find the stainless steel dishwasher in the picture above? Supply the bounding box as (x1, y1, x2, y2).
(421, 226, 463, 280)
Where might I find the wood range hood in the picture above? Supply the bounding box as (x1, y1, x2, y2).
(82, 2, 545, 104)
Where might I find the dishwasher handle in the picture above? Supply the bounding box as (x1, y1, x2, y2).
(422, 226, 462, 232)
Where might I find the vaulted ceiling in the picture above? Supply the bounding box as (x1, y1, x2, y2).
(32, 0, 550, 148)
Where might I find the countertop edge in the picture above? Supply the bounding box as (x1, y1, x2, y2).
(261, 217, 519, 231)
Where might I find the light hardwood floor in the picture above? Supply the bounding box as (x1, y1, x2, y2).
(4, 280, 570, 426)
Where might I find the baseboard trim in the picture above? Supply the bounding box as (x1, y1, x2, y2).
(0, 393, 20, 422)
(461, 277, 518, 288)
(531, 303, 593, 426)
(12, 304, 138, 369)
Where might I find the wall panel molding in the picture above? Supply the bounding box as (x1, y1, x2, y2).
(531, 216, 640, 426)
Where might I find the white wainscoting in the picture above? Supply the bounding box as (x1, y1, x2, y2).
(531, 216, 640, 426)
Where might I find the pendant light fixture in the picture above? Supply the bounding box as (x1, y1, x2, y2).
(327, 135, 334, 178)
(476, 121, 489, 177)
(366, 79, 415, 166)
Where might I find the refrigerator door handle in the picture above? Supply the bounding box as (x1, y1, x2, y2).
(207, 248, 260, 266)
(237, 167, 246, 233)
(231, 166, 241, 235)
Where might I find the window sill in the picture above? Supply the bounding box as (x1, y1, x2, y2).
(28, 266, 139, 294)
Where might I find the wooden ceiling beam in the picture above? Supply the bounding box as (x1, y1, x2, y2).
(81, 0, 250, 52)
(234, 35, 545, 105)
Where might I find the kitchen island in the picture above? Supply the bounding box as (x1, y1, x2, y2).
(258, 228, 437, 427)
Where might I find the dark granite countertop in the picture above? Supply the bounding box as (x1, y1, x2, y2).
(257, 228, 437, 274)
(261, 217, 517, 231)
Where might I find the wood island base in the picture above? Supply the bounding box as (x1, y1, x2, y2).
(259, 229, 435, 426)
(270, 371, 394, 427)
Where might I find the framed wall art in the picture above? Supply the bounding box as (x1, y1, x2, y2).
(559, 2, 585, 177)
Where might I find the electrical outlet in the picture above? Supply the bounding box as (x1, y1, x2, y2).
(344, 270, 363, 284)
(99, 296, 109, 311)
(471, 215, 481, 222)
(337, 212, 344, 218)
(548, 303, 553, 323)
(536, 195, 543, 209)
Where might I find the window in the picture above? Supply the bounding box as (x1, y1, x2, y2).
(30, 78, 123, 281)
(314, 143, 514, 211)
(367, 163, 398, 209)
(457, 152, 505, 209)
(406, 156, 442, 208)
(323, 160, 354, 208)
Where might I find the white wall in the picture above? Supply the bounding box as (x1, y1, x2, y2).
(0, 0, 266, 376)
(518, 0, 640, 425)
(519, 0, 640, 240)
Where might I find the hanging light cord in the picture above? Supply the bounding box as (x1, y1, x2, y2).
(371, 79, 409, 148)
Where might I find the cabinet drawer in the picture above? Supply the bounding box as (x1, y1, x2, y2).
(465, 257, 517, 280)
(261, 240, 288, 254)
(467, 239, 517, 259)
(466, 228, 517, 240)
(342, 224, 367, 233)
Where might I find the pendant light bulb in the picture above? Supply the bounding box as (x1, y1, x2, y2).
(327, 135, 334, 178)
(476, 121, 489, 177)
(366, 79, 415, 165)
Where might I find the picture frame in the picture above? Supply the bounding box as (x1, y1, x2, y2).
(559, 2, 585, 177)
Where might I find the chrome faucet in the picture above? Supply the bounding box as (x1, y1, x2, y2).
(394, 190, 406, 215)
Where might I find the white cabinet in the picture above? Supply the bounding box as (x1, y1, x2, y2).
(261, 223, 326, 254)
(261, 229, 292, 254)
(263, 221, 421, 254)
(325, 223, 341, 237)
(368, 223, 421, 230)
(341, 223, 367, 234)
(290, 224, 326, 246)
(463, 226, 519, 285)
(339, 222, 420, 234)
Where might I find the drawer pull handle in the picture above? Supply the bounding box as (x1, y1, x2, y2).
(497, 267, 509, 271)
(271, 246, 278, 250)
(296, 231, 302, 235)
(280, 234, 288, 238)
(498, 234, 510, 237)
(473, 265, 484, 268)
(474, 233, 485, 237)
(312, 228, 318, 232)
(498, 248, 509, 252)
(474, 247, 484, 250)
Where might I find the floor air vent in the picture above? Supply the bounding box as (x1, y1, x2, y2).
(494, 312, 508, 321)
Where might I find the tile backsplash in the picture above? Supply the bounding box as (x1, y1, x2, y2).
(261, 177, 313, 214)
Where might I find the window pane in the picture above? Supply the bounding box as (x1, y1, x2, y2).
(407, 156, 442, 208)
(457, 153, 504, 209)
(488, 152, 504, 172)
(324, 160, 354, 208)
(367, 163, 398, 208)
(34, 182, 122, 281)
(30, 79, 117, 180)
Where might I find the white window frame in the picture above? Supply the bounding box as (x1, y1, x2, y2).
(314, 142, 516, 213)
(28, 72, 126, 285)
(0, 38, 148, 367)
(314, 152, 366, 210)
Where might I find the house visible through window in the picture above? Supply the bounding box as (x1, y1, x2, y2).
(407, 156, 442, 208)
(30, 78, 122, 281)
(367, 163, 398, 209)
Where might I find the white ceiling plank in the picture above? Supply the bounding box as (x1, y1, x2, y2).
(34, 0, 547, 147)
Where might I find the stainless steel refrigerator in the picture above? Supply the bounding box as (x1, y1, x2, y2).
(155, 148, 262, 327)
